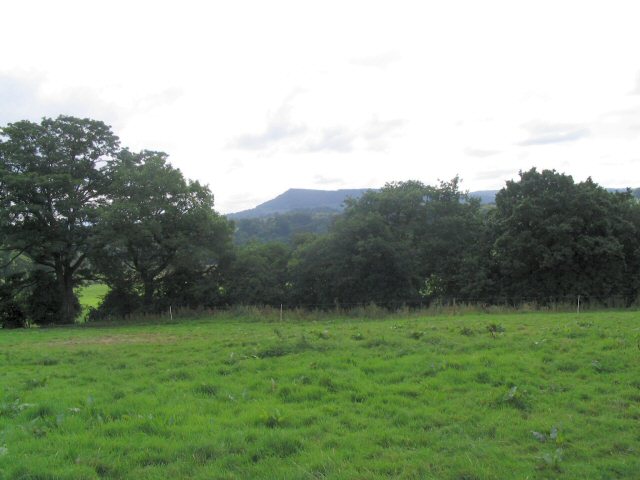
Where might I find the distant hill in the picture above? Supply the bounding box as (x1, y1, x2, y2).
(467, 188, 639, 205)
(228, 188, 371, 219)
(228, 187, 500, 244)
(468, 190, 499, 204)
(228, 186, 640, 221)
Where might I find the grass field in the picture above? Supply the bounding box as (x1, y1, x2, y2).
(75, 284, 110, 321)
(1, 311, 639, 479)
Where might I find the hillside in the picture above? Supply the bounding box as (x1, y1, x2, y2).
(227, 187, 639, 244)
(228, 188, 371, 219)
(228, 188, 501, 244)
(228, 188, 517, 220)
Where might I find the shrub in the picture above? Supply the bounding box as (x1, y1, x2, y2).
(25, 271, 79, 325)
(262, 410, 285, 428)
(87, 287, 142, 320)
(459, 326, 474, 336)
(0, 297, 26, 329)
(486, 323, 505, 338)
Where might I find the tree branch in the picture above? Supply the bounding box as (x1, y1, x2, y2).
(70, 253, 87, 272)
(0, 248, 28, 270)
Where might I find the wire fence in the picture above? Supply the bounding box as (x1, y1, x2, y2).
(207, 293, 640, 311)
(112, 293, 639, 325)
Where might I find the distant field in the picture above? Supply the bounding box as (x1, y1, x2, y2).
(1, 312, 639, 479)
(76, 284, 109, 320)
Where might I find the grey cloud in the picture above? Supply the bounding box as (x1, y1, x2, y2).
(302, 116, 404, 154)
(0, 73, 122, 128)
(132, 87, 183, 113)
(230, 94, 307, 150)
(596, 107, 640, 138)
(465, 148, 501, 158)
(351, 51, 401, 69)
(363, 118, 405, 140)
(363, 117, 405, 151)
(230, 95, 403, 155)
(305, 127, 356, 153)
(518, 121, 591, 146)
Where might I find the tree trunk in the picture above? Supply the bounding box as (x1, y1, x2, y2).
(142, 274, 155, 311)
(57, 267, 78, 324)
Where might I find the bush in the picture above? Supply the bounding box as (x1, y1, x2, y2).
(87, 287, 142, 321)
(0, 297, 26, 328)
(25, 271, 79, 325)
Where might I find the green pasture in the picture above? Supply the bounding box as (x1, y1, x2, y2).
(75, 284, 110, 321)
(1, 311, 639, 479)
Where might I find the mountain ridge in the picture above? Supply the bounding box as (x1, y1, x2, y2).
(227, 188, 373, 219)
(227, 186, 640, 220)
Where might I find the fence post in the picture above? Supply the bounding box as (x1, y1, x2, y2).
(577, 295, 580, 315)
(280, 304, 283, 321)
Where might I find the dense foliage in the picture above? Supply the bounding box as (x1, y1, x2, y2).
(233, 211, 337, 245)
(90, 149, 233, 316)
(490, 170, 640, 301)
(0, 117, 118, 324)
(0, 117, 233, 324)
(2, 116, 640, 324)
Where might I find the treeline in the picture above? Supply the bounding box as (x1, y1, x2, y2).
(233, 211, 337, 245)
(2, 117, 640, 327)
(231, 174, 640, 308)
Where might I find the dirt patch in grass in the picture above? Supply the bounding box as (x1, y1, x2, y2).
(46, 333, 178, 346)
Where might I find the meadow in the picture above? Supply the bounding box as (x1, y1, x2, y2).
(75, 285, 110, 322)
(1, 310, 639, 479)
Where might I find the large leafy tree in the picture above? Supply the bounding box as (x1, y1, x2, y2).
(0, 116, 118, 324)
(289, 179, 484, 306)
(91, 150, 233, 313)
(491, 168, 640, 301)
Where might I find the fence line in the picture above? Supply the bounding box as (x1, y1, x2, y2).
(148, 293, 640, 321)
(209, 293, 640, 310)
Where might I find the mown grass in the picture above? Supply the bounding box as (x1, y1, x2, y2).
(1, 311, 639, 479)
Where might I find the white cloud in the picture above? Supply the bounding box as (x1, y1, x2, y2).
(313, 174, 345, 186)
(351, 51, 402, 70)
(632, 71, 640, 95)
(518, 122, 591, 146)
(362, 117, 405, 151)
(230, 92, 307, 150)
(0, 72, 122, 128)
(464, 148, 502, 158)
(304, 127, 356, 153)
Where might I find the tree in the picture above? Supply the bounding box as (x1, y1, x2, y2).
(288, 179, 484, 306)
(490, 168, 640, 301)
(233, 211, 336, 245)
(91, 150, 233, 314)
(227, 242, 291, 305)
(0, 116, 118, 324)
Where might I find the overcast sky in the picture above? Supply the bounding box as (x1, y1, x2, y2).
(2, 0, 640, 213)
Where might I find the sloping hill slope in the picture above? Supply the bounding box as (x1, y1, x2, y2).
(228, 188, 371, 219)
